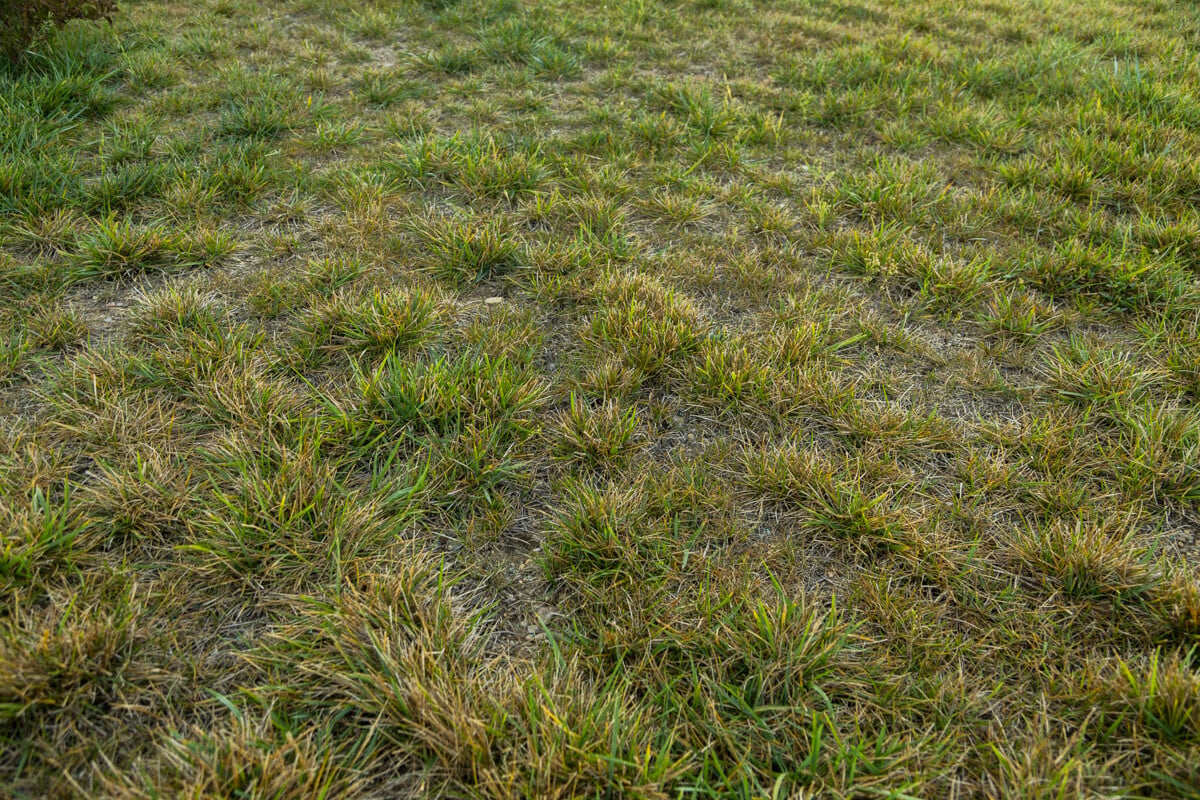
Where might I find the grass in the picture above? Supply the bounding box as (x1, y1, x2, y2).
(1, 0, 1200, 796)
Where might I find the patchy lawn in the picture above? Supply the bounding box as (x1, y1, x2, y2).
(2, 0, 1200, 795)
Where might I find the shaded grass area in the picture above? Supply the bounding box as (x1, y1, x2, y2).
(2, 0, 1200, 795)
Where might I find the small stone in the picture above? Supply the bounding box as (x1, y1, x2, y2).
(484, 296, 504, 305)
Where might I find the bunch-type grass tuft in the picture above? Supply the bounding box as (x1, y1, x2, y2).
(295, 286, 444, 364)
(551, 393, 640, 471)
(71, 216, 203, 281)
(415, 214, 524, 285)
(1013, 516, 1156, 601)
(358, 349, 545, 441)
(584, 271, 706, 379)
(744, 443, 911, 549)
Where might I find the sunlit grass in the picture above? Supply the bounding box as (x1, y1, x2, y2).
(2, 0, 1200, 796)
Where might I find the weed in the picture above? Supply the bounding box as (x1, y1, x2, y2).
(584, 271, 705, 379)
(981, 288, 1064, 339)
(217, 72, 293, 140)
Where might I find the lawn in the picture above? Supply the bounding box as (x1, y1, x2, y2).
(2, 0, 1200, 796)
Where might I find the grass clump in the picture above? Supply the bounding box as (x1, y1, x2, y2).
(358, 349, 545, 442)
(0, 484, 92, 598)
(395, 134, 550, 199)
(551, 393, 640, 471)
(184, 427, 400, 595)
(744, 443, 912, 550)
(1013, 516, 1156, 602)
(415, 214, 524, 285)
(294, 286, 445, 365)
(70, 216, 204, 281)
(584, 271, 706, 380)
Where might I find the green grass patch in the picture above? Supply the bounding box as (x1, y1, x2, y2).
(2, 0, 1200, 795)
